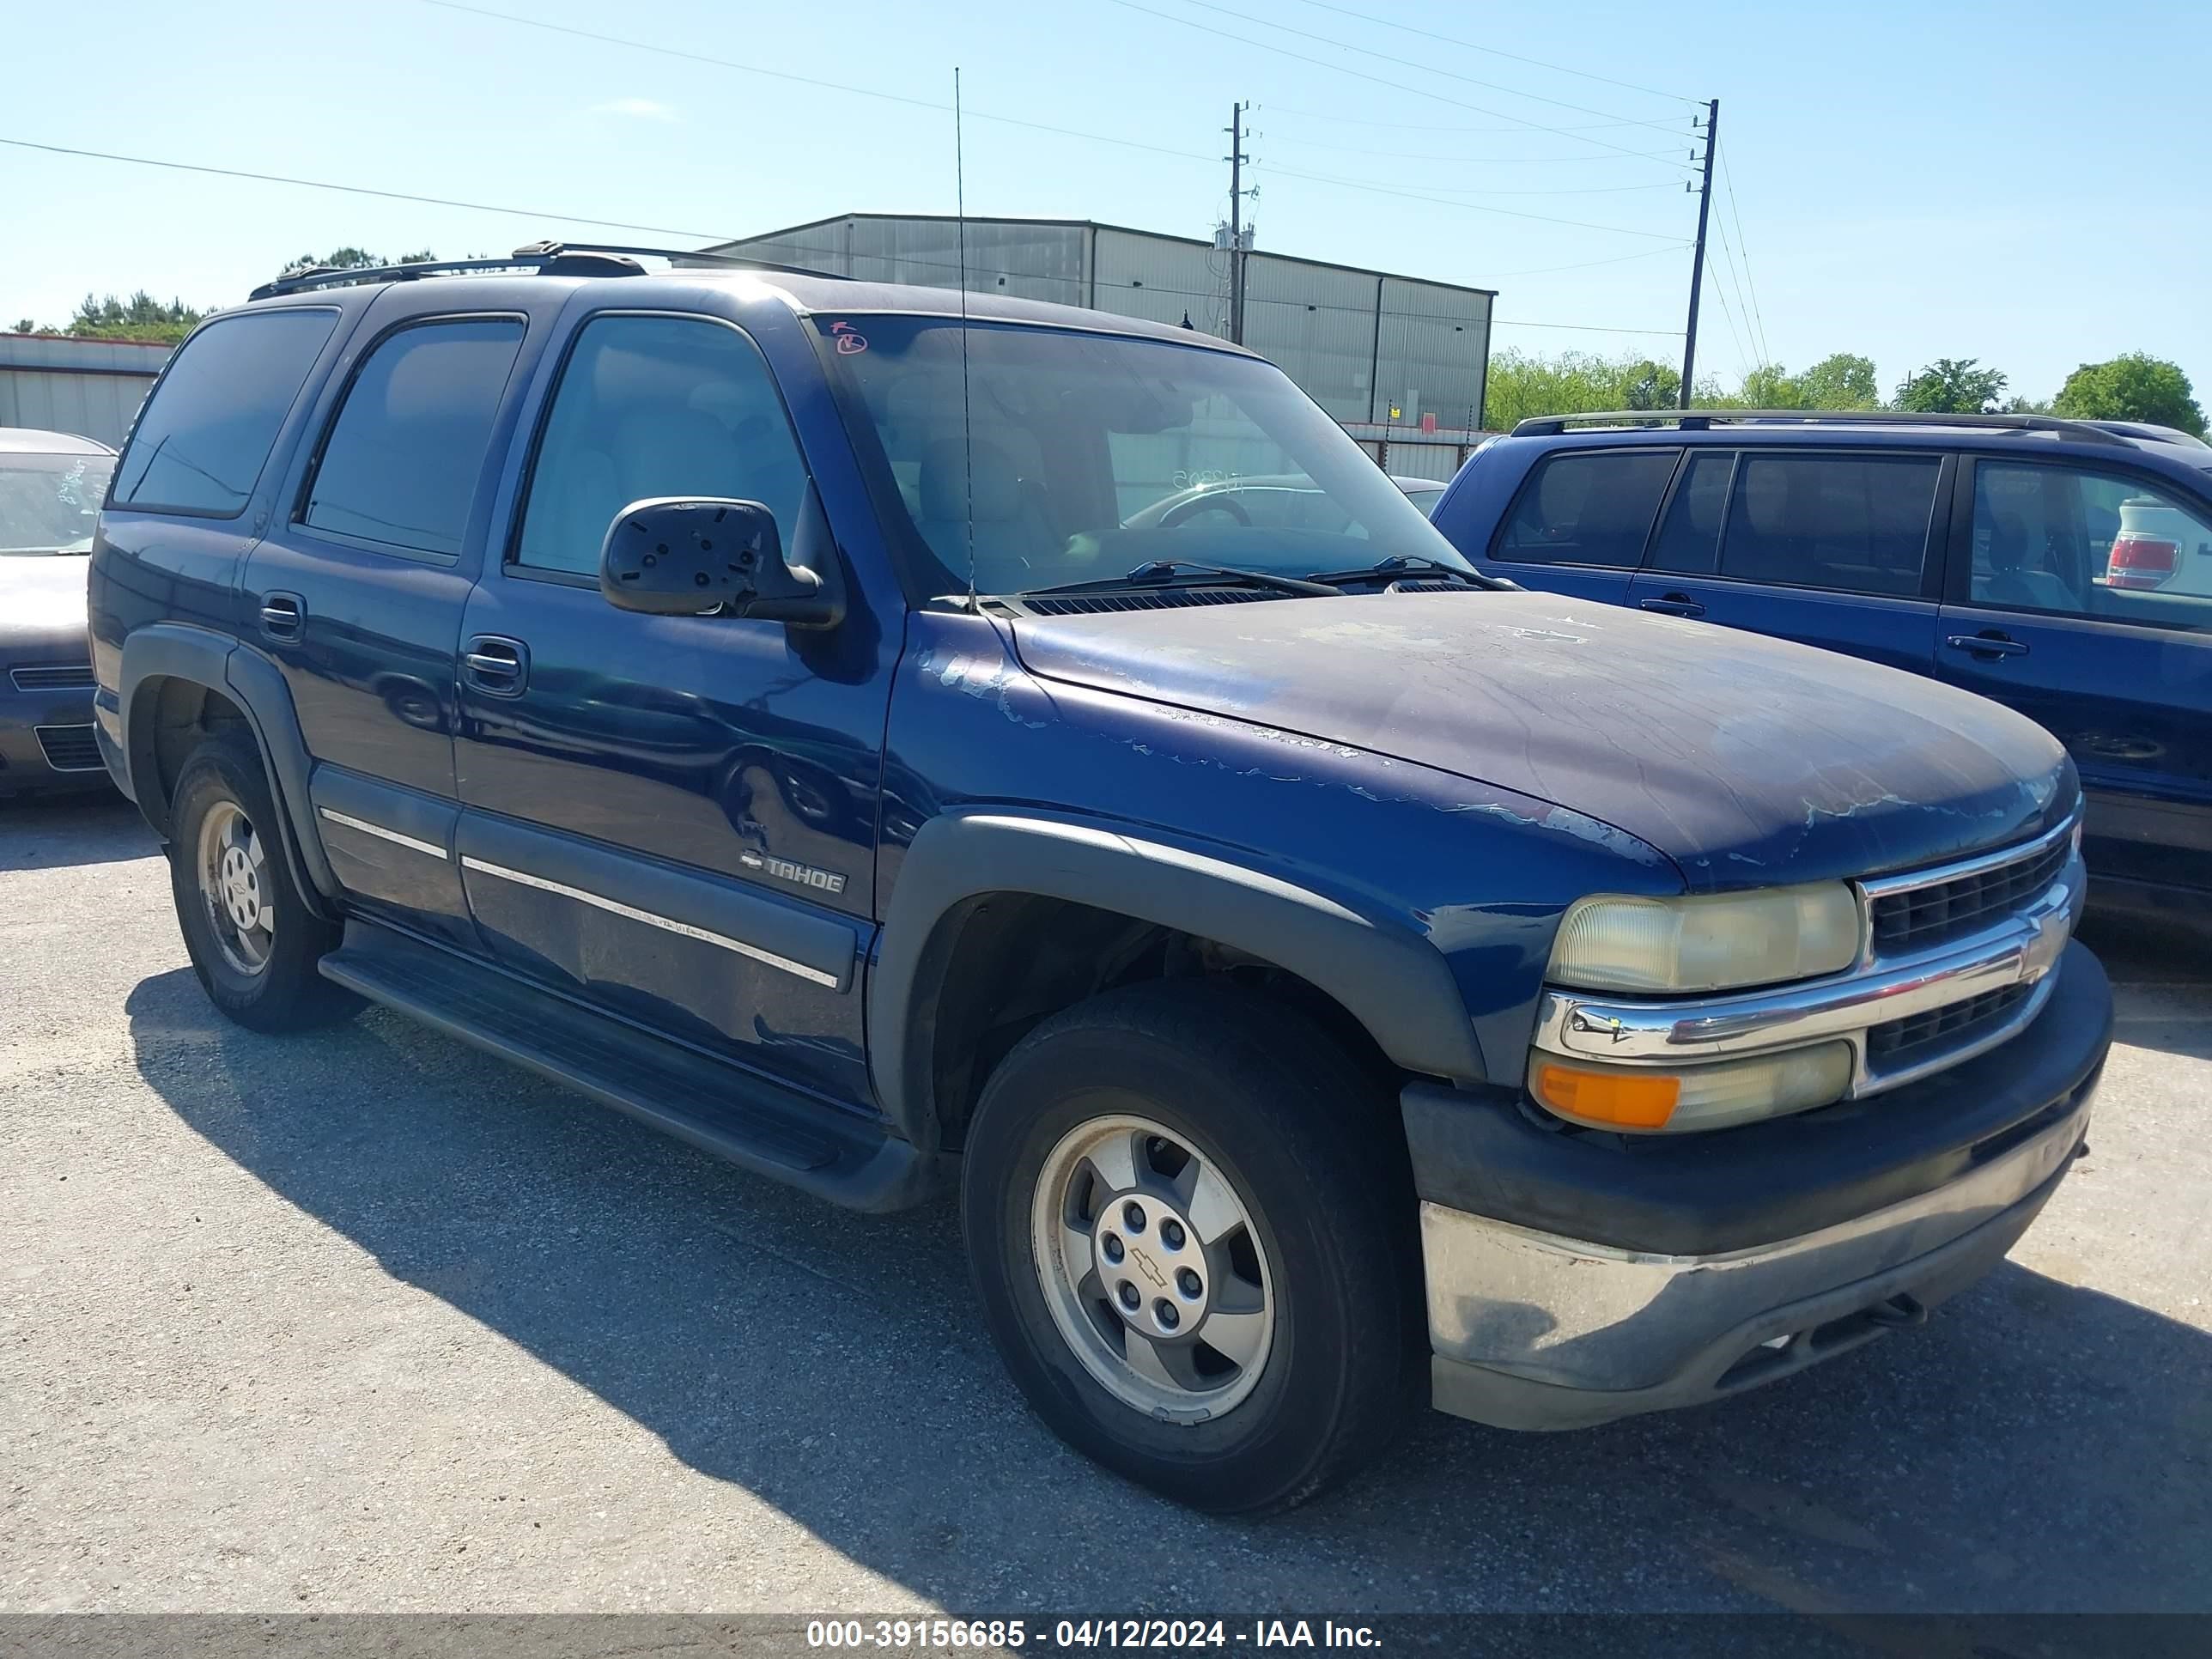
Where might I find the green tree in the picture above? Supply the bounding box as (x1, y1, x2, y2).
(2051, 353, 2206, 438)
(280, 246, 437, 278)
(63, 291, 207, 344)
(1796, 353, 1880, 410)
(1482, 349, 1680, 427)
(1893, 357, 2008, 414)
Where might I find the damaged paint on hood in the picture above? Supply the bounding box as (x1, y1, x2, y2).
(1010, 591, 2076, 889)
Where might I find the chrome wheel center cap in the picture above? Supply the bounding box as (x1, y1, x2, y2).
(219, 847, 262, 930)
(1093, 1190, 1207, 1339)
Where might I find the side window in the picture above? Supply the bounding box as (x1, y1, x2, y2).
(301, 318, 526, 558)
(1718, 453, 1941, 597)
(112, 308, 338, 515)
(1647, 451, 1735, 574)
(1969, 462, 2212, 634)
(516, 315, 809, 576)
(1493, 450, 1675, 568)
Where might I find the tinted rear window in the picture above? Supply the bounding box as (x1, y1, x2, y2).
(1494, 450, 1676, 568)
(113, 309, 338, 516)
(302, 317, 526, 558)
(1719, 453, 1941, 597)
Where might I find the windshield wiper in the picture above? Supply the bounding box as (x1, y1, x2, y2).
(1021, 559, 1336, 599)
(1300, 555, 1509, 590)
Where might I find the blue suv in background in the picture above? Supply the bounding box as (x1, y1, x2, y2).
(1431, 411, 2212, 918)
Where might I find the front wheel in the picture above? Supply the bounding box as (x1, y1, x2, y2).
(167, 732, 354, 1033)
(962, 981, 1424, 1514)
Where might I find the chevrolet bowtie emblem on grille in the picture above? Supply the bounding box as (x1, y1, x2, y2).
(738, 851, 848, 896)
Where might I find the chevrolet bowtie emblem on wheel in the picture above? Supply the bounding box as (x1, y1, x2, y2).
(738, 851, 848, 896)
(1128, 1244, 1169, 1290)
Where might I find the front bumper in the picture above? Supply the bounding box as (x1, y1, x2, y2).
(0, 683, 108, 795)
(1409, 941, 2112, 1431)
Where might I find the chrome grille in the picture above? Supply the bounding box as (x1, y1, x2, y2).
(10, 663, 95, 691)
(33, 724, 103, 772)
(1869, 835, 2071, 956)
(1866, 982, 2034, 1061)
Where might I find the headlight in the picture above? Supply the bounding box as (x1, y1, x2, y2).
(1548, 884, 1861, 994)
(1530, 1042, 1853, 1133)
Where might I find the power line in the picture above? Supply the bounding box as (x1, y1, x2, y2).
(1253, 158, 1692, 240)
(1718, 139, 1773, 371)
(1483, 244, 1692, 280)
(1710, 214, 1759, 373)
(0, 136, 741, 241)
(1259, 131, 1701, 166)
(1102, 0, 1698, 169)
(7, 131, 1683, 334)
(416, 0, 1218, 167)
(1309, 178, 1684, 198)
(1705, 220, 1757, 379)
(1494, 319, 1685, 337)
(1139, 0, 1689, 137)
(1275, 0, 1703, 105)
(1260, 104, 1689, 135)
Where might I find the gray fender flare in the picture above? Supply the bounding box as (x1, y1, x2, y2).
(868, 810, 1487, 1148)
(118, 623, 339, 917)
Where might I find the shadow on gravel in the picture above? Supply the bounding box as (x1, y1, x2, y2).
(125, 964, 2212, 1620)
(0, 793, 150, 871)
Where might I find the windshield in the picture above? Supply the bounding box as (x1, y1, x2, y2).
(819, 315, 1476, 596)
(0, 452, 115, 555)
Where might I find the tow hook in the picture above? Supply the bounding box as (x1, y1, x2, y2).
(1865, 1292, 1929, 1330)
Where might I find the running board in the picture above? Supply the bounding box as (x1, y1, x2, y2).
(319, 920, 945, 1211)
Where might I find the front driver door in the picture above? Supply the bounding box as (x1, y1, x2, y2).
(453, 310, 896, 1104)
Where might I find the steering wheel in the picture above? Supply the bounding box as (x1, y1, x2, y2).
(1158, 491, 1252, 530)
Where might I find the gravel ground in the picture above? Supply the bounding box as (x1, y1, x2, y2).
(2, 795, 2208, 1619)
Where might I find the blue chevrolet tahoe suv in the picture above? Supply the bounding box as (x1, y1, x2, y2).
(1431, 410, 2212, 920)
(88, 246, 2113, 1512)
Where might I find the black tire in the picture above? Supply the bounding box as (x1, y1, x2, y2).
(961, 980, 1424, 1515)
(168, 732, 355, 1033)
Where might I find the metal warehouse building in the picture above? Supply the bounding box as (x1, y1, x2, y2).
(703, 215, 1494, 477)
(0, 333, 170, 449)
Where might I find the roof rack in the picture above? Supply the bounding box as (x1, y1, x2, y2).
(248, 240, 848, 301)
(1508, 409, 2136, 448)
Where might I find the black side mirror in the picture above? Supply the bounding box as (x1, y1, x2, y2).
(599, 497, 842, 627)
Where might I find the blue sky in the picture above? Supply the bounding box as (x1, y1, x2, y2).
(7, 0, 2205, 404)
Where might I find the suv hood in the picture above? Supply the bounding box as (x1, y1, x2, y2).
(1010, 592, 2074, 889)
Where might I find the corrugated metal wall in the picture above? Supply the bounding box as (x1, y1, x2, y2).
(0, 334, 168, 448)
(711, 217, 1494, 438)
(1376, 277, 1489, 433)
(1093, 227, 1226, 334)
(1239, 255, 1381, 426)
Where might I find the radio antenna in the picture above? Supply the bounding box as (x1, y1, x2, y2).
(955, 66, 978, 613)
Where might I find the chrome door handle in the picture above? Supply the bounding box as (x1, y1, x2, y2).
(259, 592, 304, 641)
(1945, 633, 2028, 659)
(462, 635, 529, 696)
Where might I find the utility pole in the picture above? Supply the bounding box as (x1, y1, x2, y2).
(1226, 101, 1251, 344)
(1678, 98, 1718, 410)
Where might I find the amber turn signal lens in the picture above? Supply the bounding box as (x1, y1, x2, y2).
(1531, 1061, 1680, 1130)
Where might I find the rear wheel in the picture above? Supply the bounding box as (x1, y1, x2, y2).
(962, 981, 1423, 1514)
(168, 733, 354, 1032)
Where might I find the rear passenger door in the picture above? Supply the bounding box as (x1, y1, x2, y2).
(243, 289, 544, 948)
(1936, 456, 2212, 901)
(1626, 447, 1948, 677)
(1481, 447, 1679, 605)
